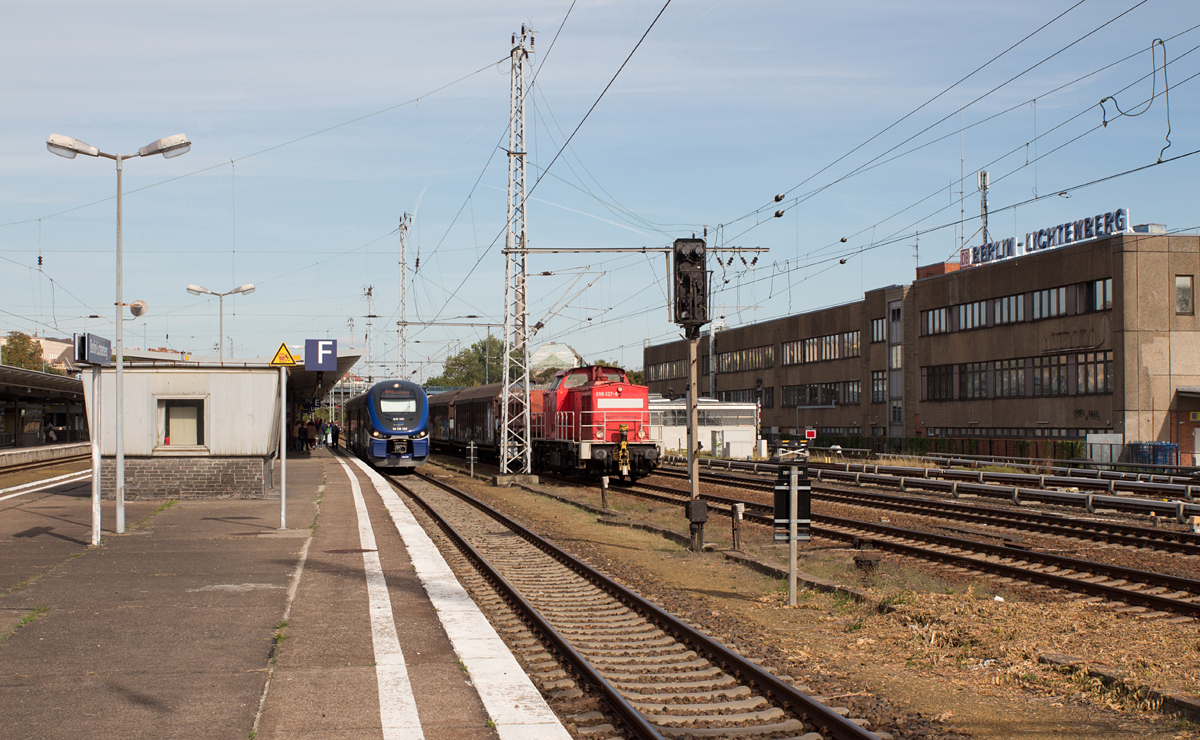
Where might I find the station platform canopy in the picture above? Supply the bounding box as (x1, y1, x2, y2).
(121, 348, 362, 400)
(0, 364, 84, 402)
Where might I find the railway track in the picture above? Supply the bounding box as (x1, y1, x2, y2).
(0, 453, 90, 478)
(390, 470, 882, 740)
(654, 467, 1200, 557)
(673, 456, 1200, 514)
(614, 477, 1200, 621)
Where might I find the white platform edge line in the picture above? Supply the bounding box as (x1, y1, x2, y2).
(0, 471, 91, 501)
(332, 456, 425, 739)
(348, 457, 573, 740)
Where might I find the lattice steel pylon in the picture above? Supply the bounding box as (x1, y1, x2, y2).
(501, 27, 533, 474)
(397, 212, 411, 377)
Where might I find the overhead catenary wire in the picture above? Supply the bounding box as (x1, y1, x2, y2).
(727, 0, 1154, 245)
(0, 58, 507, 230)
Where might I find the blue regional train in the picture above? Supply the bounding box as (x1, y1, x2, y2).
(345, 380, 430, 470)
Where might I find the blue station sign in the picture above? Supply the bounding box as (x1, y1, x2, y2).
(74, 333, 112, 366)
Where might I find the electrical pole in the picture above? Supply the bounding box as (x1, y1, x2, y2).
(501, 27, 533, 475)
(397, 213, 411, 377)
(364, 286, 376, 382)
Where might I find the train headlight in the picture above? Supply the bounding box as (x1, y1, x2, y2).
(594, 427, 604, 440)
(638, 428, 647, 440)
(370, 430, 382, 438)
(413, 429, 428, 439)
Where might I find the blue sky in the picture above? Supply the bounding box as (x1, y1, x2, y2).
(2, 0, 1197, 379)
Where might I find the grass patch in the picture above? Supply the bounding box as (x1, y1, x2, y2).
(0, 605, 49, 646)
(268, 619, 290, 664)
(132, 499, 177, 529)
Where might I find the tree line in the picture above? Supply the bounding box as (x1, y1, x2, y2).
(423, 336, 642, 387)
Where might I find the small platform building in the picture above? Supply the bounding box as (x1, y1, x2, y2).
(650, 395, 759, 458)
(84, 348, 360, 499)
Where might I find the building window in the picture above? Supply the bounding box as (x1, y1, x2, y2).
(1076, 351, 1114, 394)
(995, 359, 1026, 397)
(890, 307, 902, 322)
(716, 345, 775, 374)
(871, 371, 887, 403)
(890, 400, 903, 424)
(921, 307, 949, 336)
(959, 362, 988, 399)
(1032, 355, 1069, 396)
(782, 331, 859, 366)
(957, 301, 987, 330)
(1177, 276, 1194, 315)
(1033, 287, 1068, 320)
(871, 318, 887, 343)
(648, 359, 687, 382)
(889, 344, 902, 370)
(1081, 278, 1113, 313)
(923, 364, 954, 401)
(159, 399, 204, 446)
(762, 386, 774, 409)
(841, 380, 861, 404)
(782, 384, 841, 407)
(993, 294, 1024, 325)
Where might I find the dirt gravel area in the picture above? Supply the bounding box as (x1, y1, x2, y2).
(429, 459, 1200, 740)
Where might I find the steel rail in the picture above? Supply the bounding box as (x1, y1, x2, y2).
(407, 471, 879, 740)
(391, 475, 668, 740)
(654, 466, 1200, 555)
(662, 457, 1200, 520)
(0, 453, 91, 477)
(622, 479, 1200, 619)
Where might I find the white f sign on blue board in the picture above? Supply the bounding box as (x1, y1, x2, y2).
(305, 339, 338, 371)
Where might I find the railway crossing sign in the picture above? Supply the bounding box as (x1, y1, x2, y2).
(270, 343, 298, 367)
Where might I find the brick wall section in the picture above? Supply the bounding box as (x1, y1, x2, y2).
(98, 456, 269, 499)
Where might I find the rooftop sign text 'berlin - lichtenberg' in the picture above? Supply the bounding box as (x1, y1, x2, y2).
(960, 208, 1129, 269)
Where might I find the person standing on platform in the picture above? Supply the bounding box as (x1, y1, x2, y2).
(305, 420, 317, 453)
(331, 422, 340, 449)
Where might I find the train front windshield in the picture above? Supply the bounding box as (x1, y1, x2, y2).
(380, 397, 417, 414)
(377, 386, 422, 429)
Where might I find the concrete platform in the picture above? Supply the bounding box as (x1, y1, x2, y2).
(0, 447, 570, 740)
(0, 441, 90, 467)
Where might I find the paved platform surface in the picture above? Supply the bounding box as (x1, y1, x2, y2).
(0, 441, 90, 468)
(0, 447, 569, 739)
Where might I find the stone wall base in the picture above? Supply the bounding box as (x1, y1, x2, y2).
(99, 456, 270, 499)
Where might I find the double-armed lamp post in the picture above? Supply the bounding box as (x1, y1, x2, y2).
(47, 132, 191, 533)
(186, 283, 255, 362)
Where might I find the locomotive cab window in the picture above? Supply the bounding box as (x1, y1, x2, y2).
(558, 373, 588, 389)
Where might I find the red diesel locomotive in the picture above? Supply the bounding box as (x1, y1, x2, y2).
(428, 365, 661, 479)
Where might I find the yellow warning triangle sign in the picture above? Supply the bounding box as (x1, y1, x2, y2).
(270, 342, 298, 366)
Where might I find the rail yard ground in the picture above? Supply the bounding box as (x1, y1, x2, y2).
(429, 455, 1200, 740)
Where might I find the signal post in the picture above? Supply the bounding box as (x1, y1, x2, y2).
(674, 238, 709, 552)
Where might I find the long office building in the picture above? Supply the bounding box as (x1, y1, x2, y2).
(643, 210, 1200, 463)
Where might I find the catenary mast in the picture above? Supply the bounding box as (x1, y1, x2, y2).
(501, 27, 533, 474)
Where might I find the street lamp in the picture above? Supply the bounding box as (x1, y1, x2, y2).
(47, 132, 191, 535)
(186, 283, 255, 362)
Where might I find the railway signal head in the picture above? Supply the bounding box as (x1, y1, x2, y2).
(673, 238, 709, 335)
